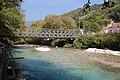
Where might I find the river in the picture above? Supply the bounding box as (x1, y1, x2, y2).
(11, 46, 120, 80)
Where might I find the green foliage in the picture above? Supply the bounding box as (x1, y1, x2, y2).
(51, 39, 68, 47)
(62, 4, 102, 20)
(31, 14, 77, 29)
(43, 14, 64, 29)
(80, 12, 107, 32)
(70, 7, 107, 32)
(31, 20, 46, 29)
(73, 38, 83, 49)
(0, 0, 26, 42)
(99, 33, 120, 50)
(62, 0, 120, 32)
(76, 33, 120, 51)
(60, 16, 77, 29)
(109, 5, 120, 21)
(63, 43, 73, 48)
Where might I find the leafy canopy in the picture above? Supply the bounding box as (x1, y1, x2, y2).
(0, 0, 26, 42)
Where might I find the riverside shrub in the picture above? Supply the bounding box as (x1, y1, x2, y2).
(51, 39, 68, 47)
(76, 33, 120, 51)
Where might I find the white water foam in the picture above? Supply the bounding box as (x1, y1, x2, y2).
(35, 46, 51, 51)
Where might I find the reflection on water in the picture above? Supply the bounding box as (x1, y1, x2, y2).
(12, 47, 120, 80)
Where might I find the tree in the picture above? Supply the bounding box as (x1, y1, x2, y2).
(60, 16, 77, 29)
(0, 0, 26, 41)
(43, 14, 64, 29)
(83, 0, 91, 13)
(31, 20, 46, 29)
(43, 14, 77, 29)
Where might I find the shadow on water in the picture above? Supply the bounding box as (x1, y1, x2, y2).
(11, 47, 27, 53)
(11, 49, 23, 54)
(17, 59, 84, 80)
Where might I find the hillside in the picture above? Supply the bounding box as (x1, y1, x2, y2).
(62, 0, 120, 32)
(62, 4, 101, 20)
(30, 0, 120, 32)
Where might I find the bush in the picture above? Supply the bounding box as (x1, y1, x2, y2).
(99, 33, 120, 50)
(63, 44, 73, 48)
(73, 38, 83, 49)
(76, 35, 100, 48)
(76, 33, 120, 51)
(51, 39, 68, 47)
(110, 5, 120, 21)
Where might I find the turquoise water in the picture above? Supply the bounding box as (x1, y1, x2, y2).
(12, 47, 120, 80)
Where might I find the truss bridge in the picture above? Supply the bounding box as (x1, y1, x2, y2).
(13, 29, 83, 39)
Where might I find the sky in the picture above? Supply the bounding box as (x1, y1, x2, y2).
(21, 0, 104, 22)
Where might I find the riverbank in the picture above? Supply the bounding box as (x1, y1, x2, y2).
(85, 52, 120, 72)
(84, 48, 120, 68)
